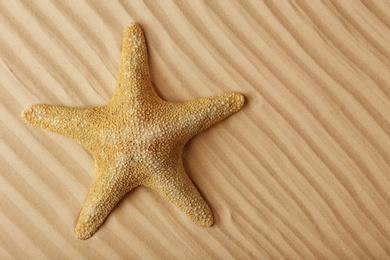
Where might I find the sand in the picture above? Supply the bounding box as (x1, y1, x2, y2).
(1, 1, 390, 259)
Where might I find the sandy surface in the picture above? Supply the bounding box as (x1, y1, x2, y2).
(1, 1, 390, 259)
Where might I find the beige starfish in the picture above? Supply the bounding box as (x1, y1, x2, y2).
(22, 23, 245, 240)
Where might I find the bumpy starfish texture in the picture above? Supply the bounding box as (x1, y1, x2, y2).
(22, 23, 245, 240)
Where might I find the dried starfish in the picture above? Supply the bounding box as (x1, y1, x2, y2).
(22, 23, 245, 240)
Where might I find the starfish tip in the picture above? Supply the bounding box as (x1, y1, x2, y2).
(236, 92, 245, 108)
(75, 231, 91, 240)
(21, 105, 41, 125)
(126, 22, 140, 28)
(74, 226, 93, 240)
(204, 217, 214, 228)
(194, 211, 214, 227)
(124, 22, 143, 36)
(229, 92, 245, 112)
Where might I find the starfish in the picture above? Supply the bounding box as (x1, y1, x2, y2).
(22, 23, 245, 240)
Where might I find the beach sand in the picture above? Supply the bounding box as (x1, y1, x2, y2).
(1, 1, 390, 258)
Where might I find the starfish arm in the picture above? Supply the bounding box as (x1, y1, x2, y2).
(22, 104, 96, 143)
(113, 23, 157, 101)
(177, 92, 245, 138)
(75, 166, 138, 240)
(146, 162, 214, 227)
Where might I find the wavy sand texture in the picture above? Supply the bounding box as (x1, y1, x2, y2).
(1, 1, 390, 259)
